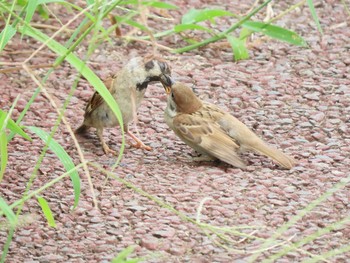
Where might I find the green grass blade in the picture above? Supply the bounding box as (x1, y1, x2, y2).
(249, 175, 350, 262)
(303, 243, 350, 263)
(37, 196, 56, 227)
(0, 197, 17, 228)
(264, 216, 350, 262)
(188, 8, 233, 24)
(242, 21, 307, 47)
(0, 110, 32, 142)
(306, 0, 323, 35)
(24, 0, 39, 26)
(0, 197, 16, 263)
(114, 15, 148, 31)
(173, 0, 273, 53)
(38, 0, 65, 4)
(17, 27, 124, 130)
(174, 24, 213, 33)
(0, 132, 8, 182)
(181, 8, 233, 24)
(111, 246, 143, 263)
(226, 35, 249, 61)
(142, 1, 178, 9)
(0, 97, 25, 182)
(18, 25, 125, 165)
(0, 24, 16, 52)
(112, 246, 135, 262)
(27, 126, 81, 209)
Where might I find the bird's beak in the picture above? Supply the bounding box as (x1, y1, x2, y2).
(160, 75, 174, 95)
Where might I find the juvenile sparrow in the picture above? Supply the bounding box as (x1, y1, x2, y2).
(164, 83, 295, 169)
(76, 55, 173, 155)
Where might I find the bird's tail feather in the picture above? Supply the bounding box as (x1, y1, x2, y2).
(252, 142, 295, 169)
(75, 124, 88, 134)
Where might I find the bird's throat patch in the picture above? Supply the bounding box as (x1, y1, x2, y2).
(136, 82, 148, 91)
(136, 76, 160, 91)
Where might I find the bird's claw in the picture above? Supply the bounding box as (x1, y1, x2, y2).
(102, 144, 118, 155)
(128, 140, 152, 151)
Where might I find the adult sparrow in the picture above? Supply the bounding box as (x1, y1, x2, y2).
(164, 83, 295, 169)
(76, 55, 173, 155)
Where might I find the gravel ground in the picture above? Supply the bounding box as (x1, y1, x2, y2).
(1, 1, 350, 262)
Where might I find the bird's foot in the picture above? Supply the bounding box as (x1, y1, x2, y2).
(102, 143, 118, 155)
(127, 131, 152, 151)
(128, 140, 152, 151)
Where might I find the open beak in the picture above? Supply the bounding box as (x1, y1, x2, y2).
(160, 75, 174, 95)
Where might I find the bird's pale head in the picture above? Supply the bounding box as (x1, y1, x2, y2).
(167, 83, 202, 115)
(127, 55, 173, 93)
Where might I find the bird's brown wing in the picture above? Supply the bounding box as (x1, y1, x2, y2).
(84, 76, 115, 118)
(173, 114, 246, 168)
(202, 103, 295, 169)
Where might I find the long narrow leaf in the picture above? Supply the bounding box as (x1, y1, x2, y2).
(38, 0, 65, 4)
(303, 243, 350, 263)
(142, 1, 178, 9)
(242, 21, 307, 47)
(18, 25, 125, 164)
(306, 0, 323, 34)
(114, 15, 148, 31)
(37, 196, 56, 227)
(111, 246, 143, 263)
(174, 24, 213, 33)
(182, 8, 233, 24)
(27, 126, 81, 209)
(18, 25, 124, 132)
(0, 132, 8, 182)
(173, 0, 273, 53)
(226, 35, 249, 61)
(0, 110, 32, 142)
(24, 0, 39, 26)
(0, 25, 16, 52)
(0, 197, 17, 228)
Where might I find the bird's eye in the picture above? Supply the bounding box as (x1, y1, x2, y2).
(145, 60, 155, 71)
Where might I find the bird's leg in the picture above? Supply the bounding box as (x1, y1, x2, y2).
(124, 125, 151, 151)
(96, 128, 117, 155)
(127, 131, 152, 151)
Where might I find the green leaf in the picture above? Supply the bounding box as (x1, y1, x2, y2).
(18, 25, 125, 165)
(85, 0, 95, 5)
(37, 0, 65, 4)
(25, 0, 39, 23)
(18, 25, 124, 136)
(37, 196, 56, 227)
(17, 0, 27, 6)
(181, 8, 233, 24)
(306, 0, 323, 35)
(0, 197, 17, 228)
(0, 110, 32, 141)
(142, 1, 178, 9)
(114, 16, 148, 31)
(239, 27, 253, 41)
(0, 25, 16, 52)
(27, 126, 81, 209)
(0, 131, 8, 182)
(174, 24, 213, 33)
(22, 0, 65, 31)
(226, 35, 249, 61)
(37, 5, 49, 19)
(111, 246, 143, 263)
(242, 21, 307, 47)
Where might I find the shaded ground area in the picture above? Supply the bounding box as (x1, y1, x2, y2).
(1, 1, 350, 262)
